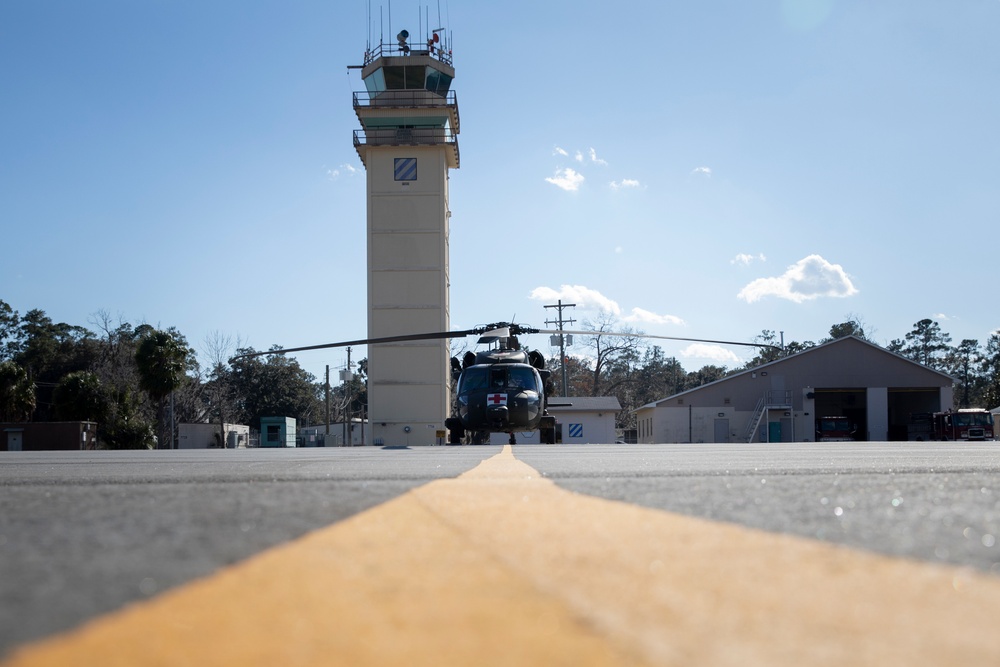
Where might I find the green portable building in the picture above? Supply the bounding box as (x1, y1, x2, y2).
(260, 416, 296, 448)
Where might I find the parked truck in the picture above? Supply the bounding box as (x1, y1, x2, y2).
(929, 409, 995, 441)
(908, 408, 996, 440)
(816, 416, 856, 442)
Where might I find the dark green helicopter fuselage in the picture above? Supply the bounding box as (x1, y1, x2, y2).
(445, 346, 555, 443)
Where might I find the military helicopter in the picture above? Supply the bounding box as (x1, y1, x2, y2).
(232, 322, 778, 445)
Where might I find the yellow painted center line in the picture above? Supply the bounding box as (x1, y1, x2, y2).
(6, 445, 1000, 666)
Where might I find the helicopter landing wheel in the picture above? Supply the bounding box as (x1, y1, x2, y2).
(508, 432, 516, 445)
(445, 418, 465, 445)
(471, 430, 488, 446)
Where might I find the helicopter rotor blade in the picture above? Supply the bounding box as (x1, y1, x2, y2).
(229, 326, 488, 362)
(540, 329, 782, 351)
(228, 321, 777, 364)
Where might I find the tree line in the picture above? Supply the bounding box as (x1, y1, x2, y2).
(1, 298, 997, 446)
(0, 300, 332, 448)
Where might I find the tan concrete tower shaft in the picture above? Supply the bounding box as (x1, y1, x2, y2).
(353, 39, 459, 446)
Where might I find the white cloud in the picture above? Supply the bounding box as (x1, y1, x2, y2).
(528, 288, 688, 331)
(622, 307, 685, 327)
(528, 285, 621, 316)
(692, 166, 712, 176)
(737, 254, 858, 303)
(549, 146, 610, 187)
(327, 163, 358, 180)
(610, 179, 641, 191)
(545, 167, 585, 192)
(614, 246, 624, 254)
(731, 252, 766, 266)
(679, 343, 741, 365)
(553, 145, 608, 165)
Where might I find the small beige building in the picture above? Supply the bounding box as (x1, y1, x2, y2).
(635, 336, 954, 443)
(177, 423, 249, 449)
(299, 421, 366, 447)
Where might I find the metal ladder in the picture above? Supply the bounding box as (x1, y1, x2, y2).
(744, 397, 766, 443)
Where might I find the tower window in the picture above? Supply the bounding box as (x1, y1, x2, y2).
(404, 66, 424, 89)
(382, 66, 405, 89)
(425, 69, 452, 95)
(367, 64, 453, 96)
(364, 68, 386, 94)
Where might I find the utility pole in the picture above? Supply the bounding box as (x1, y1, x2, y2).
(544, 300, 576, 396)
(340, 347, 354, 447)
(344, 348, 354, 447)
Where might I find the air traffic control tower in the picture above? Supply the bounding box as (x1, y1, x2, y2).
(352, 29, 459, 445)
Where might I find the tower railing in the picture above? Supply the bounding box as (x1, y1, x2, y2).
(364, 40, 453, 66)
(353, 128, 460, 168)
(354, 90, 458, 110)
(354, 127, 458, 147)
(353, 90, 460, 133)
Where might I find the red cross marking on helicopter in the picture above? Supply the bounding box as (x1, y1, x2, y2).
(487, 393, 507, 405)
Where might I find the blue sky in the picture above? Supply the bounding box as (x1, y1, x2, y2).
(2, 1, 998, 381)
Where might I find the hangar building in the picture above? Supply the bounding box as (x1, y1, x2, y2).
(635, 336, 954, 443)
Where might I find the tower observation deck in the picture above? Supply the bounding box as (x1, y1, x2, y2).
(353, 31, 459, 168)
(352, 28, 460, 445)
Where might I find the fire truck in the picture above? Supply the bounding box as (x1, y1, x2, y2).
(930, 409, 995, 441)
(816, 416, 856, 442)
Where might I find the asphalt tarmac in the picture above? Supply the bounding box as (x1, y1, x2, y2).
(515, 442, 1000, 573)
(0, 446, 501, 653)
(2, 442, 999, 664)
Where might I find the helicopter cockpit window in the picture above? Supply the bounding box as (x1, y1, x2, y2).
(507, 367, 539, 392)
(490, 369, 505, 389)
(462, 366, 539, 393)
(460, 367, 488, 392)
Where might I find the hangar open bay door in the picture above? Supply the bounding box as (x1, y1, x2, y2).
(888, 388, 945, 440)
(813, 389, 867, 441)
